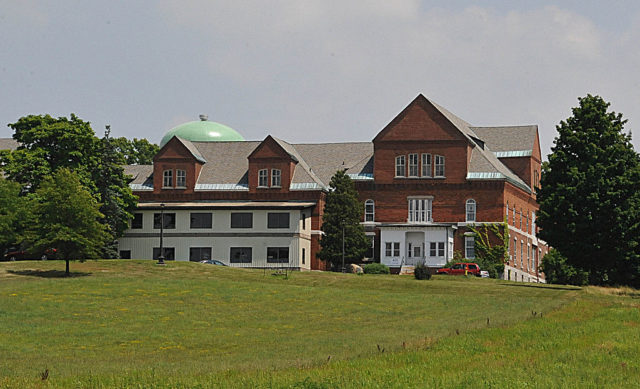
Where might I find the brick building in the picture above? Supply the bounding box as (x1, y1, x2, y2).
(116, 94, 547, 281)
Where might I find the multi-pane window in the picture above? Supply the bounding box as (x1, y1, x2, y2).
(258, 169, 268, 187)
(408, 198, 432, 223)
(163, 170, 173, 187)
(230, 247, 252, 263)
(267, 247, 289, 263)
(465, 236, 475, 259)
(153, 247, 175, 261)
(466, 199, 476, 222)
(153, 213, 176, 229)
(520, 240, 524, 268)
(385, 242, 400, 257)
(230, 213, 253, 228)
(267, 212, 289, 229)
(408, 153, 419, 177)
(434, 155, 445, 177)
(366, 235, 375, 258)
(119, 250, 131, 259)
(512, 205, 516, 225)
(421, 153, 432, 177)
(364, 200, 375, 222)
(395, 155, 405, 177)
(514, 237, 518, 265)
(271, 169, 281, 187)
(190, 213, 212, 229)
(519, 209, 523, 230)
(176, 169, 186, 187)
(429, 242, 445, 257)
(131, 213, 143, 229)
(189, 247, 212, 262)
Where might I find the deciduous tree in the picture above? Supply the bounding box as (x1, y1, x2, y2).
(28, 168, 109, 275)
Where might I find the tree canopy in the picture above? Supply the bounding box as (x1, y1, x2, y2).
(0, 177, 32, 254)
(537, 95, 640, 287)
(1, 114, 141, 257)
(28, 168, 110, 275)
(317, 170, 370, 270)
(111, 137, 160, 165)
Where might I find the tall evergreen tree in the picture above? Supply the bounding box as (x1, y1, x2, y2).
(317, 170, 370, 270)
(537, 95, 640, 286)
(94, 127, 138, 258)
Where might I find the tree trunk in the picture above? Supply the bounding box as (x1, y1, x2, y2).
(65, 259, 70, 276)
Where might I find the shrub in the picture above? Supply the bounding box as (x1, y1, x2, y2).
(540, 249, 589, 286)
(414, 264, 431, 280)
(363, 263, 390, 274)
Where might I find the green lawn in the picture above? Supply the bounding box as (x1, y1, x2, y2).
(0, 260, 636, 388)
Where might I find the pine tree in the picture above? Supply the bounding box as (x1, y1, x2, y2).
(537, 95, 640, 286)
(317, 170, 370, 270)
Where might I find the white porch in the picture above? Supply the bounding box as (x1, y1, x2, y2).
(378, 224, 455, 268)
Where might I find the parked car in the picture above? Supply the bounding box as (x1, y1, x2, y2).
(3, 247, 57, 261)
(199, 259, 227, 266)
(436, 262, 481, 276)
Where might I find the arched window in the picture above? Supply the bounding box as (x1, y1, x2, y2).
(466, 199, 476, 222)
(364, 199, 375, 222)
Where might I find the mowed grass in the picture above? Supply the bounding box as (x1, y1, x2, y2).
(0, 260, 632, 388)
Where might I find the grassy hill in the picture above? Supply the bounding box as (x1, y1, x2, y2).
(0, 260, 637, 388)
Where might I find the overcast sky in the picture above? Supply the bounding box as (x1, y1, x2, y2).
(2, 1, 639, 157)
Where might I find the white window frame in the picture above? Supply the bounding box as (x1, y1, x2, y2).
(466, 199, 476, 222)
(434, 155, 445, 177)
(163, 169, 173, 187)
(421, 153, 432, 177)
(465, 236, 475, 259)
(385, 242, 400, 257)
(271, 169, 281, 187)
(364, 199, 375, 222)
(176, 169, 186, 188)
(408, 153, 419, 177)
(395, 155, 406, 177)
(258, 169, 268, 187)
(506, 201, 509, 222)
(408, 197, 433, 223)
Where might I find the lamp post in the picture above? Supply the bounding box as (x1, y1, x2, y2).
(157, 203, 165, 265)
(341, 219, 345, 273)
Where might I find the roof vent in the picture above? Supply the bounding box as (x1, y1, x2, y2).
(199, 114, 208, 121)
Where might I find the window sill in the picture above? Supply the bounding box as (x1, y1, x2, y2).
(271, 186, 282, 188)
(257, 186, 268, 189)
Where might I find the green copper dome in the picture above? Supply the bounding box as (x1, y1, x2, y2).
(160, 115, 244, 147)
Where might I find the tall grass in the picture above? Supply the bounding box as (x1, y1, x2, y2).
(0, 260, 595, 388)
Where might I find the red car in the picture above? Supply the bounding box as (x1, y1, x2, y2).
(3, 247, 57, 261)
(436, 262, 481, 276)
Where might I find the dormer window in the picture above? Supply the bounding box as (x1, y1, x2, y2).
(163, 170, 173, 187)
(176, 169, 186, 188)
(258, 169, 268, 187)
(395, 155, 405, 177)
(434, 155, 445, 177)
(271, 169, 281, 187)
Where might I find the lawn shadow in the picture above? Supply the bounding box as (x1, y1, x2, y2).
(7, 269, 92, 278)
(502, 282, 581, 291)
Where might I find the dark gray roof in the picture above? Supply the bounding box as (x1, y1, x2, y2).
(470, 126, 538, 153)
(427, 98, 531, 193)
(0, 138, 18, 151)
(192, 141, 261, 188)
(293, 142, 374, 184)
(175, 137, 207, 163)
